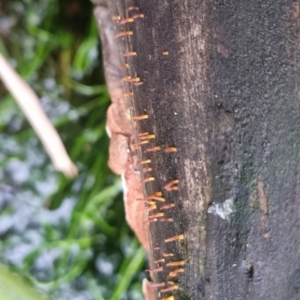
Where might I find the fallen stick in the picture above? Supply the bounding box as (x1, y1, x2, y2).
(0, 53, 78, 178)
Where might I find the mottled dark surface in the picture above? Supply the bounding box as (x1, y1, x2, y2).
(103, 0, 300, 299)
(207, 1, 300, 300)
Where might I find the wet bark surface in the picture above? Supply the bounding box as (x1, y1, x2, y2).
(93, 0, 300, 299)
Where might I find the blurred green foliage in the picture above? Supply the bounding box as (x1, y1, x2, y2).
(0, 264, 51, 300)
(0, 0, 146, 299)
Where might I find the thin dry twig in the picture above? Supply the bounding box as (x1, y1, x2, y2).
(0, 53, 78, 178)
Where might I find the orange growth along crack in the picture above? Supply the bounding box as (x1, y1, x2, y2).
(103, 1, 186, 299)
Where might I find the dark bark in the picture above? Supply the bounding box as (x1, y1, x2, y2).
(93, 0, 300, 299)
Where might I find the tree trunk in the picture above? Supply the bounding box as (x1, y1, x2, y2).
(93, 0, 300, 299)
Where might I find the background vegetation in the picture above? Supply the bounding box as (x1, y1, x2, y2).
(0, 0, 145, 299)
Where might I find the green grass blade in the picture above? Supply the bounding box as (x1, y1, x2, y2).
(109, 246, 145, 300)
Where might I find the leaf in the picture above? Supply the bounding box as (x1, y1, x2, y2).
(0, 264, 51, 300)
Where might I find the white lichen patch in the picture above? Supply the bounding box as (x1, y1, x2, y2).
(207, 198, 235, 221)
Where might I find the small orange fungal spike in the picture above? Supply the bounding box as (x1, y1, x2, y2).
(137, 132, 149, 136)
(132, 13, 145, 19)
(137, 159, 151, 165)
(123, 51, 137, 57)
(165, 234, 184, 243)
(147, 192, 165, 202)
(163, 253, 174, 257)
(142, 167, 153, 173)
(160, 296, 175, 300)
(122, 76, 131, 81)
(131, 77, 141, 82)
(134, 81, 143, 86)
(164, 179, 179, 191)
(160, 203, 175, 210)
(140, 134, 155, 140)
(162, 51, 169, 56)
(127, 6, 139, 11)
(164, 147, 177, 152)
(140, 176, 155, 183)
(146, 218, 158, 223)
(132, 114, 148, 120)
(120, 63, 129, 69)
(145, 204, 157, 212)
(145, 201, 157, 206)
(148, 212, 164, 219)
(160, 285, 179, 293)
(115, 31, 133, 38)
(112, 15, 121, 20)
(147, 218, 172, 223)
(155, 258, 165, 264)
(132, 140, 149, 147)
(145, 146, 161, 152)
(119, 18, 134, 25)
(159, 217, 173, 222)
(166, 260, 185, 267)
(123, 92, 133, 97)
(168, 268, 184, 277)
(123, 76, 140, 82)
(149, 191, 162, 197)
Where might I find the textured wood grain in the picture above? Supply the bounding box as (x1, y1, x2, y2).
(93, 0, 300, 299)
(92, 0, 150, 252)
